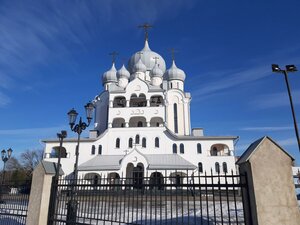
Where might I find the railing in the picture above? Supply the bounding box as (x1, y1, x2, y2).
(0, 179, 31, 225)
(48, 171, 250, 225)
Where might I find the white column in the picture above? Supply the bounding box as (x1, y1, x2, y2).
(183, 100, 190, 135)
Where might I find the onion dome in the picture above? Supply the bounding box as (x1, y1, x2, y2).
(165, 60, 186, 81)
(128, 40, 166, 74)
(132, 58, 147, 73)
(117, 64, 130, 79)
(150, 63, 163, 77)
(102, 63, 117, 84)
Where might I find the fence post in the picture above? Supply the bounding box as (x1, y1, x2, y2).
(236, 136, 300, 225)
(26, 161, 62, 225)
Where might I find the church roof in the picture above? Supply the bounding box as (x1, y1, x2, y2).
(78, 155, 123, 171)
(147, 154, 196, 170)
(78, 154, 196, 171)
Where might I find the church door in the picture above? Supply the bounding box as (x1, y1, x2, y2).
(132, 164, 144, 189)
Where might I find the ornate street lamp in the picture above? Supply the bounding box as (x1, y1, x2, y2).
(67, 102, 94, 180)
(66, 102, 94, 223)
(1, 148, 13, 203)
(55, 130, 67, 180)
(272, 64, 300, 152)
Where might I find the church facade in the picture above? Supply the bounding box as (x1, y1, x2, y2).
(43, 34, 238, 184)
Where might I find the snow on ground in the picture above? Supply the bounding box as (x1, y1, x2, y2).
(54, 200, 245, 225)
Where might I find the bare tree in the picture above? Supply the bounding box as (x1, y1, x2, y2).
(5, 156, 22, 171)
(20, 149, 43, 175)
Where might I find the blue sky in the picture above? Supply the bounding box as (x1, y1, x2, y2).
(1, 0, 300, 165)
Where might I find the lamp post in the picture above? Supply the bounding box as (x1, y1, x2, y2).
(1, 148, 13, 204)
(66, 102, 94, 223)
(67, 102, 94, 180)
(272, 64, 300, 152)
(55, 130, 67, 181)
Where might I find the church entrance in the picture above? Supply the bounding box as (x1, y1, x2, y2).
(150, 172, 164, 190)
(126, 163, 144, 189)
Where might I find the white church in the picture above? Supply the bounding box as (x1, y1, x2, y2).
(43, 30, 238, 185)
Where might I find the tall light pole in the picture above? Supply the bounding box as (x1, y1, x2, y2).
(1, 148, 13, 203)
(67, 102, 94, 180)
(66, 102, 94, 223)
(55, 130, 67, 181)
(272, 64, 300, 152)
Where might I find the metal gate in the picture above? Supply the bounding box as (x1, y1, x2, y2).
(48, 170, 251, 225)
(0, 180, 31, 225)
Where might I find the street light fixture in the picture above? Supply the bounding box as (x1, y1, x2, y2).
(67, 102, 94, 180)
(272, 64, 300, 152)
(1, 148, 13, 203)
(66, 102, 94, 223)
(55, 130, 67, 180)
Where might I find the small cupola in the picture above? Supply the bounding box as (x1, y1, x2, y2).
(102, 63, 117, 85)
(117, 64, 130, 79)
(132, 58, 147, 73)
(165, 60, 186, 82)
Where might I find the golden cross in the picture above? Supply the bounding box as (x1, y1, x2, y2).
(138, 23, 153, 41)
(109, 51, 119, 63)
(169, 48, 178, 61)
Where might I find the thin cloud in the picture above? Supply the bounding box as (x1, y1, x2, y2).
(277, 137, 297, 147)
(0, 126, 67, 136)
(0, 0, 196, 106)
(240, 126, 294, 131)
(0, 92, 11, 107)
(251, 90, 300, 109)
(190, 65, 270, 100)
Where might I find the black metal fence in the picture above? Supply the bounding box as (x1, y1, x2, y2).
(0, 179, 31, 225)
(48, 170, 250, 225)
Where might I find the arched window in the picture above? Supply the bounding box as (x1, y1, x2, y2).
(197, 143, 202, 154)
(137, 121, 143, 127)
(174, 103, 178, 133)
(215, 162, 220, 174)
(150, 95, 163, 107)
(173, 144, 177, 154)
(93, 175, 99, 186)
(180, 143, 184, 154)
(50, 147, 67, 158)
(198, 162, 203, 173)
(98, 145, 102, 155)
(113, 96, 126, 108)
(135, 135, 140, 144)
(212, 147, 218, 156)
(223, 162, 228, 173)
(91, 145, 95, 155)
(155, 137, 159, 148)
(142, 138, 146, 148)
(116, 138, 120, 148)
(128, 138, 133, 148)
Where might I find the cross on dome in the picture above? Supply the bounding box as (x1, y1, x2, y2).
(153, 56, 159, 65)
(138, 23, 153, 41)
(109, 51, 119, 64)
(169, 48, 178, 61)
(137, 51, 143, 59)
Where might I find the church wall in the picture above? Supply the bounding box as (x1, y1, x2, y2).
(44, 126, 236, 176)
(94, 92, 109, 134)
